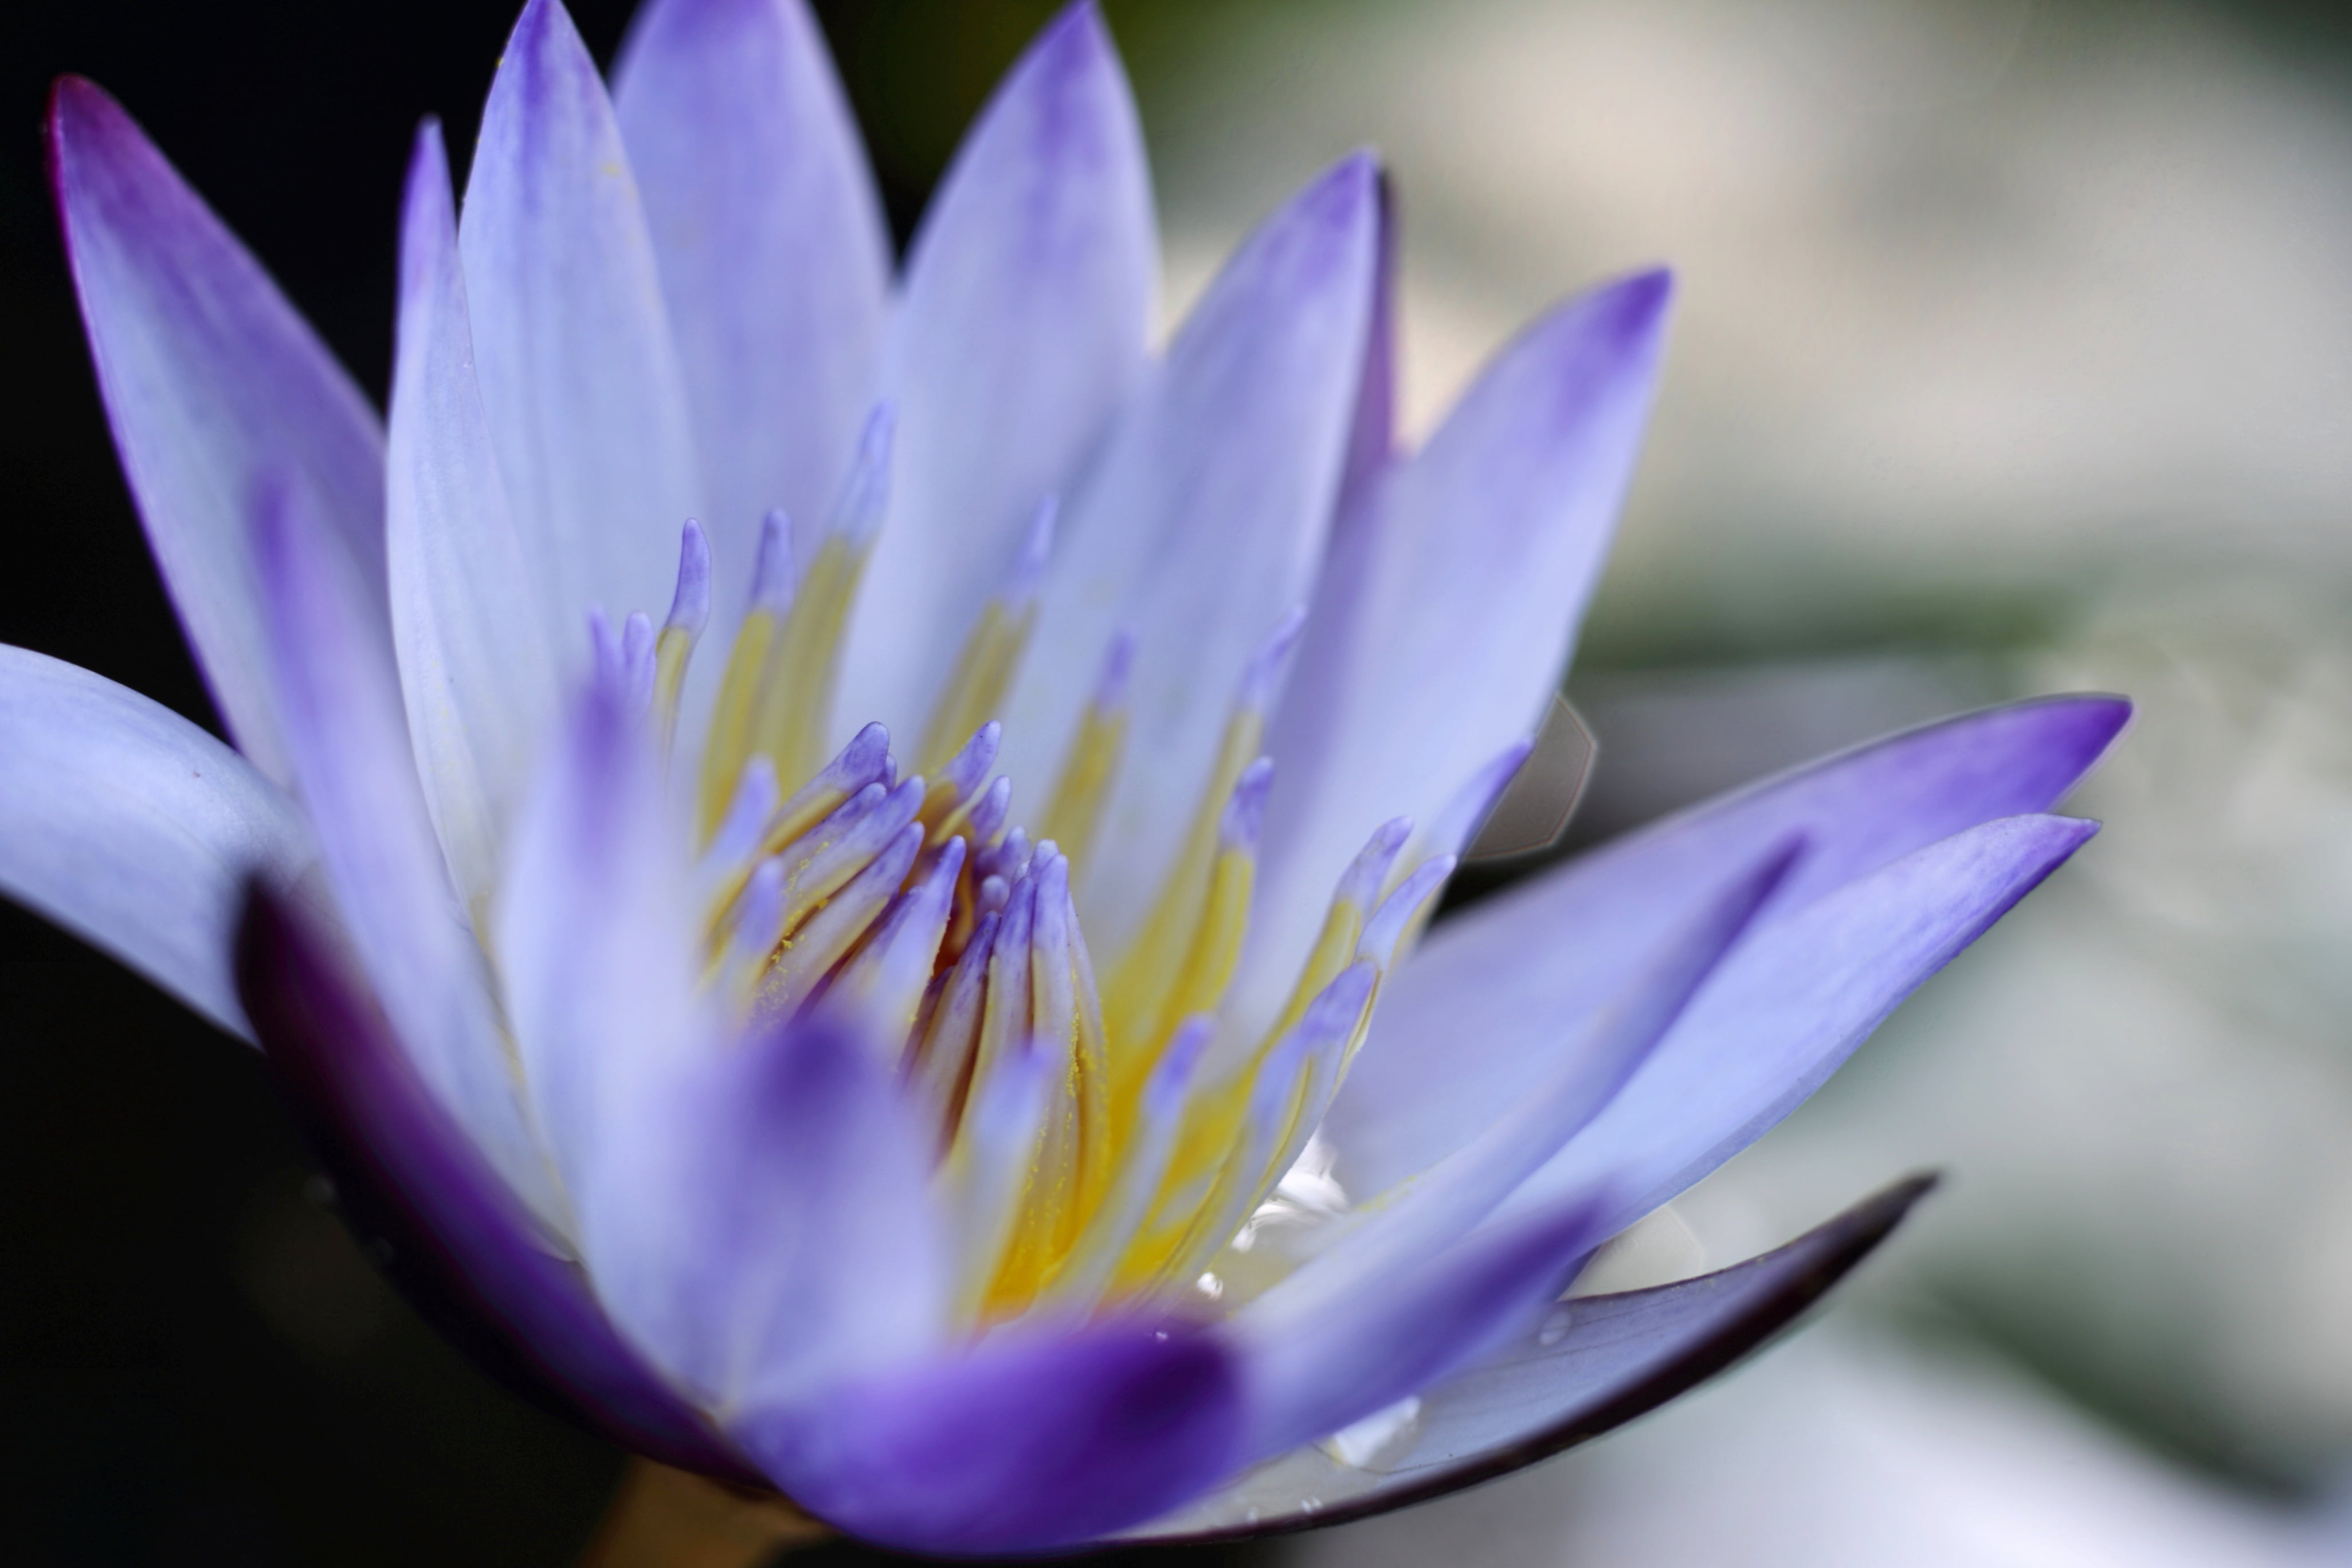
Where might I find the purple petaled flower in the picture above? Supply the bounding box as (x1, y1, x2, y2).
(2, 0, 2127, 1555)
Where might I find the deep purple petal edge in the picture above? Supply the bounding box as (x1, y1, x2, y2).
(738, 1316, 1245, 1555)
(233, 879, 761, 1484)
(1136, 1173, 1937, 1544)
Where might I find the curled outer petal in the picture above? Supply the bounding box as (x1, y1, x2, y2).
(0, 645, 311, 1037)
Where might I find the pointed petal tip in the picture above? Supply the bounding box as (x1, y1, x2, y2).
(499, 0, 597, 103)
(1620, 263, 1676, 310)
(1008, 0, 1134, 118)
(1608, 264, 1675, 338)
(1208, 150, 1378, 283)
(2051, 689, 2135, 751)
(2054, 813, 2102, 850)
(401, 116, 451, 201)
(46, 75, 148, 219)
(1307, 148, 1382, 227)
(1881, 1167, 1943, 1212)
(512, 0, 565, 42)
(47, 73, 128, 151)
(1041, 0, 1114, 56)
(1528, 264, 1676, 368)
(397, 116, 455, 281)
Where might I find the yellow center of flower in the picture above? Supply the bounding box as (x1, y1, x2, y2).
(640, 504, 1447, 1327)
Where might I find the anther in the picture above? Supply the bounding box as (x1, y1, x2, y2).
(915, 493, 1057, 771)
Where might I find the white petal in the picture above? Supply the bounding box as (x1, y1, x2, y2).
(388, 122, 562, 912)
(1487, 814, 2098, 1240)
(617, 1016, 949, 1412)
(49, 80, 387, 784)
(460, 0, 701, 668)
(495, 678, 945, 1402)
(1330, 697, 2127, 1196)
(1001, 154, 1381, 950)
(494, 678, 703, 1231)
(840, 1, 1157, 746)
(0, 645, 309, 1037)
(255, 485, 562, 1228)
(615, 0, 891, 627)
(1239, 272, 1671, 1037)
(1246, 840, 1793, 1335)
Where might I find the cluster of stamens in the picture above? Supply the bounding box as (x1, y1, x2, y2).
(589, 417, 1459, 1324)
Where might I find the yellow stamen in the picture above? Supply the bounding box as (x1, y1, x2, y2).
(916, 601, 1033, 776)
(651, 621, 696, 754)
(744, 536, 865, 798)
(1262, 897, 1367, 1050)
(1037, 703, 1126, 872)
(1100, 704, 1264, 1076)
(698, 536, 868, 840)
(701, 605, 779, 837)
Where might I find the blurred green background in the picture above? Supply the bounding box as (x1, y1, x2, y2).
(9, 1, 2352, 1563)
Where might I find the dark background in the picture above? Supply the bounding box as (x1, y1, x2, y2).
(0, 2, 1252, 1563)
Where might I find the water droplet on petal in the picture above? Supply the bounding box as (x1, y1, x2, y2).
(1318, 1395, 1422, 1469)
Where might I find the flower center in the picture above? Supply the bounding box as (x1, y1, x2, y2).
(611, 467, 1452, 1325)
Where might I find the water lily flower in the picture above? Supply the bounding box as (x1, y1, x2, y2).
(4, 0, 2128, 1554)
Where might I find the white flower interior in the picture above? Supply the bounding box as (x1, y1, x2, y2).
(600, 440, 1456, 1327)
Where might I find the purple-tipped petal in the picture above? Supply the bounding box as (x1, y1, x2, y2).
(234, 883, 756, 1483)
(1133, 1177, 1934, 1542)
(1241, 271, 1673, 1040)
(254, 480, 561, 1226)
(737, 1318, 1244, 1555)
(0, 645, 310, 1037)
(1489, 814, 2098, 1238)
(48, 78, 387, 784)
(1232, 1193, 1616, 1467)
(1003, 154, 1382, 951)
(615, 0, 889, 629)
(1334, 696, 2129, 1196)
(841, 0, 1157, 747)
(460, 0, 700, 675)
(388, 121, 562, 911)
(587, 1013, 949, 1413)
(1251, 838, 1800, 1340)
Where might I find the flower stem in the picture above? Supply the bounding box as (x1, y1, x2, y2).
(578, 1458, 833, 1568)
